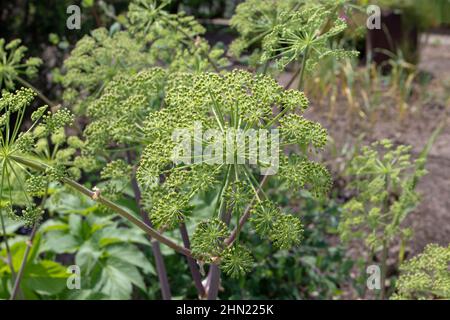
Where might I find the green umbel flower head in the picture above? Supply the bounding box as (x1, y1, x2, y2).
(1, 88, 74, 227)
(0, 39, 42, 90)
(136, 70, 331, 275)
(392, 244, 450, 300)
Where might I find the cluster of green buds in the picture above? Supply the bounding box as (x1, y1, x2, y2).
(1, 88, 74, 227)
(136, 69, 331, 277)
(127, 0, 228, 71)
(392, 244, 450, 300)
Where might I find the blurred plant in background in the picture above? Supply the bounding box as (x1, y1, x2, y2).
(338, 133, 443, 299)
(392, 243, 450, 300)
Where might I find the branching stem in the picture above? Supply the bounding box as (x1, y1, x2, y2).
(129, 162, 172, 300)
(10, 155, 193, 258)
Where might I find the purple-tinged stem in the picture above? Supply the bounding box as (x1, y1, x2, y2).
(130, 168, 172, 300)
(179, 222, 206, 298)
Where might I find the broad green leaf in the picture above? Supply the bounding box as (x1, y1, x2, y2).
(106, 244, 155, 275)
(40, 219, 70, 232)
(96, 226, 149, 247)
(65, 289, 107, 300)
(42, 232, 80, 254)
(69, 214, 84, 238)
(75, 241, 102, 273)
(96, 258, 145, 299)
(27, 233, 42, 263)
(22, 260, 68, 296)
(46, 191, 97, 216)
(3, 215, 24, 234)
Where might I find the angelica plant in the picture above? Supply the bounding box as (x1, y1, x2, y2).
(127, 0, 228, 72)
(81, 68, 167, 158)
(128, 0, 227, 71)
(1, 88, 173, 300)
(0, 88, 75, 218)
(0, 86, 202, 300)
(230, 0, 358, 88)
(70, 66, 177, 299)
(62, 0, 228, 298)
(2, 0, 343, 301)
(136, 70, 331, 298)
(0, 87, 75, 298)
(63, 0, 227, 115)
(0, 38, 55, 107)
(228, 0, 296, 58)
(391, 243, 450, 300)
(339, 139, 427, 299)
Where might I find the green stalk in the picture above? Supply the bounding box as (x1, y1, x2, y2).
(261, 61, 270, 75)
(10, 180, 49, 300)
(9, 155, 193, 258)
(0, 161, 17, 281)
(284, 63, 302, 90)
(297, 46, 310, 91)
(379, 174, 391, 300)
(207, 164, 235, 300)
(380, 239, 388, 300)
(127, 151, 172, 300)
(225, 174, 269, 247)
(215, 165, 232, 220)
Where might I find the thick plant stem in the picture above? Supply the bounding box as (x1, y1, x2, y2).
(209, 170, 267, 299)
(361, 249, 375, 299)
(380, 239, 388, 300)
(10, 224, 37, 300)
(206, 167, 234, 300)
(130, 171, 171, 300)
(10, 181, 49, 300)
(0, 203, 16, 282)
(150, 239, 171, 300)
(262, 61, 270, 75)
(10, 155, 193, 258)
(65, 178, 193, 255)
(0, 214, 20, 298)
(284, 65, 302, 90)
(179, 222, 206, 298)
(283, 47, 310, 90)
(206, 264, 221, 300)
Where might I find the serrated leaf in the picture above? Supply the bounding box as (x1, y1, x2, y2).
(42, 232, 80, 254)
(96, 258, 145, 299)
(106, 244, 155, 275)
(96, 226, 149, 247)
(22, 260, 68, 296)
(75, 241, 102, 273)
